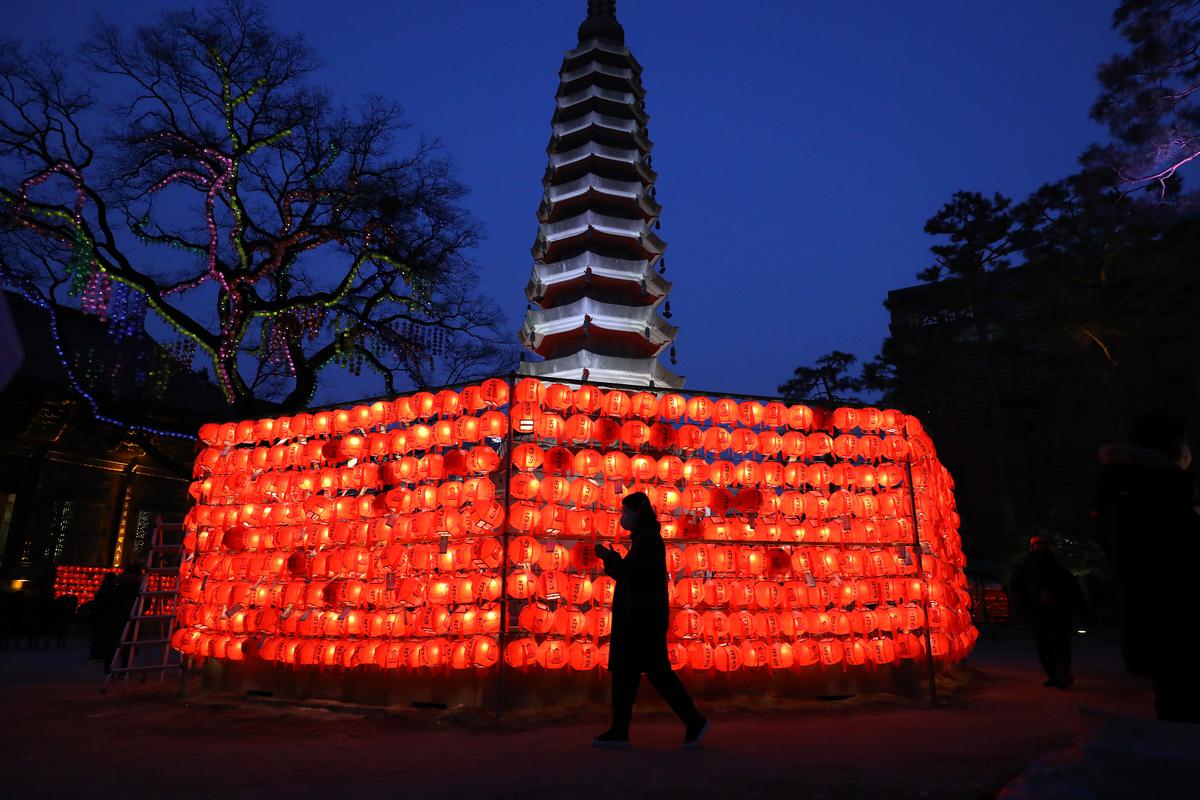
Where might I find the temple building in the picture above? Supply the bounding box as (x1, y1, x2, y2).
(519, 1, 682, 389)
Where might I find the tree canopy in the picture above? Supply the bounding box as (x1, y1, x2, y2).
(0, 0, 513, 420)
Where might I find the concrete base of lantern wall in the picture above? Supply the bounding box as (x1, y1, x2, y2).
(201, 657, 939, 712)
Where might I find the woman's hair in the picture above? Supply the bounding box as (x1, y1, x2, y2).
(621, 491, 658, 530)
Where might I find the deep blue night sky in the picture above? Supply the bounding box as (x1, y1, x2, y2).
(11, 0, 1125, 402)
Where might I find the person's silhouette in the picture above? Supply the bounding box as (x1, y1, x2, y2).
(591, 491, 709, 749)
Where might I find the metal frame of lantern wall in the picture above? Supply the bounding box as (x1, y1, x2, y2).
(180, 375, 975, 712)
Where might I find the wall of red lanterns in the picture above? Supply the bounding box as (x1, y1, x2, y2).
(54, 566, 120, 604)
(175, 377, 976, 680)
(54, 566, 168, 604)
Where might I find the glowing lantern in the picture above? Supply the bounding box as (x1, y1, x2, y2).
(588, 607, 613, 638)
(659, 393, 686, 420)
(514, 377, 545, 404)
(572, 448, 602, 476)
(511, 402, 540, 434)
(817, 638, 844, 665)
(478, 410, 507, 439)
(543, 446, 573, 475)
(686, 396, 713, 422)
(512, 444, 544, 472)
(593, 576, 617, 606)
(895, 633, 923, 659)
(535, 414, 565, 442)
(536, 638, 568, 669)
(553, 607, 587, 637)
(508, 536, 543, 565)
(620, 420, 651, 449)
(731, 429, 758, 455)
(539, 505, 568, 535)
(702, 427, 732, 454)
(674, 578, 705, 607)
(566, 574, 593, 605)
(544, 383, 573, 411)
(480, 378, 510, 407)
(714, 644, 742, 672)
(602, 451, 631, 481)
(787, 405, 814, 430)
(781, 432, 807, 461)
(506, 569, 536, 599)
(602, 390, 632, 418)
(565, 415, 595, 444)
(573, 385, 603, 414)
(687, 642, 715, 670)
(593, 510, 621, 539)
(651, 455, 682, 483)
(569, 478, 601, 507)
(713, 398, 740, 426)
(569, 641, 598, 670)
(520, 604, 555, 634)
(538, 476, 572, 504)
(673, 609, 702, 638)
(505, 638, 537, 668)
(627, 454, 656, 482)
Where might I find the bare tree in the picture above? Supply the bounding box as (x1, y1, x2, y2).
(0, 0, 514, 416)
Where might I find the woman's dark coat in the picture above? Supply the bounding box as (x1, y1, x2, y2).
(598, 520, 671, 674)
(1093, 442, 1200, 675)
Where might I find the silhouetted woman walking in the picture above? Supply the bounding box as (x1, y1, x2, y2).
(592, 491, 708, 748)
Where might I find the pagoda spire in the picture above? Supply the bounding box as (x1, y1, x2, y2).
(520, 4, 682, 388)
(579, 0, 625, 45)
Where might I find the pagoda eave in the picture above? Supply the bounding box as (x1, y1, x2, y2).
(552, 125, 653, 155)
(564, 38, 643, 74)
(534, 229, 663, 264)
(538, 187, 660, 224)
(522, 295, 675, 339)
(524, 252, 671, 303)
(559, 61, 645, 98)
(519, 349, 683, 389)
(527, 326, 668, 360)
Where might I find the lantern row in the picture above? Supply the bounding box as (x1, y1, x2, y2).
(197, 378, 927, 450)
(171, 629, 970, 672)
(54, 566, 120, 604)
(54, 565, 168, 605)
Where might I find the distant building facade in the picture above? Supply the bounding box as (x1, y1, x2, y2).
(0, 291, 224, 588)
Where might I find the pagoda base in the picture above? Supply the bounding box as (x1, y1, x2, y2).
(520, 350, 683, 389)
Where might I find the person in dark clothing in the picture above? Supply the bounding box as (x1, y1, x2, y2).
(591, 492, 709, 749)
(88, 573, 119, 664)
(90, 566, 142, 674)
(1010, 537, 1088, 689)
(1093, 412, 1200, 723)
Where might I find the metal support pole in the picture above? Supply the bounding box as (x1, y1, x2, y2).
(494, 373, 516, 718)
(902, 430, 938, 707)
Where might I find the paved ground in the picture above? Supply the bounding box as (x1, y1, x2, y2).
(0, 628, 1157, 799)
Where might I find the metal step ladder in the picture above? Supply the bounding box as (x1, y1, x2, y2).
(102, 516, 185, 691)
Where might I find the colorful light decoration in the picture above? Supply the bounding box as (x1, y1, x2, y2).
(172, 377, 977, 677)
(2, 32, 461, 423)
(54, 565, 169, 604)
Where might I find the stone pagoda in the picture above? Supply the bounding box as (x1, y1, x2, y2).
(519, 0, 683, 389)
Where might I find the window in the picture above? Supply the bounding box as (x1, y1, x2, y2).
(0, 493, 15, 563)
(130, 510, 156, 561)
(47, 499, 76, 563)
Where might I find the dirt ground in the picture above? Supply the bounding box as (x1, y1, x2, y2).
(0, 628, 1156, 799)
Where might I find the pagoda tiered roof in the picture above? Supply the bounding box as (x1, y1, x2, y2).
(519, 2, 681, 388)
